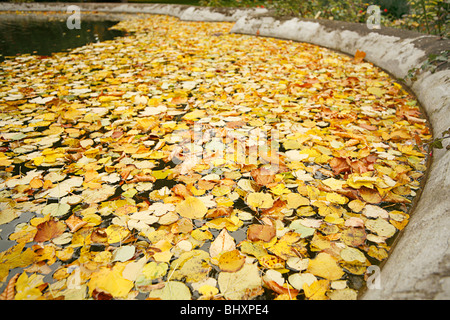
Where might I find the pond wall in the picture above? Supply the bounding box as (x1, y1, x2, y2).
(1, 2, 449, 299)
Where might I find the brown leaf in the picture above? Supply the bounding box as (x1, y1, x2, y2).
(330, 157, 351, 175)
(358, 187, 383, 204)
(127, 174, 156, 184)
(205, 206, 232, 219)
(0, 273, 19, 300)
(261, 199, 287, 220)
(33, 219, 66, 242)
(90, 228, 108, 244)
(251, 167, 276, 187)
(92, 289, 113, 300)
(341, 227, 367, 247)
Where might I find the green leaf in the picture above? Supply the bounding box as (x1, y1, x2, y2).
(430, 138, 443, 149)
(148, 281, 191, 300)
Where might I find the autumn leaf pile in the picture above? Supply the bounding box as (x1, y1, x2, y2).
(0, 15, 431, 300)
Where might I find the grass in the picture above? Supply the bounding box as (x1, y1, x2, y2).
(128, 0, 202, 5)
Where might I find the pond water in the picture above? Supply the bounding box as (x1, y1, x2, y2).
(0, 14, 125, 61)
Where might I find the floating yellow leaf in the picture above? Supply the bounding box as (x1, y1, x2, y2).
(198, 284, 219, 297)
(105, 225, 130, 244)
(303, 279, 330, 300)
(88, 264, 134, 298)
(191, 229, 213, 241)
(176, 196, 207, 219)
(259, 254, 285, 269)
(149, 281, 192, 300)
(246, 192, 274, 209)
(14, 272, 45, 300)
(307, 252, 344, 280)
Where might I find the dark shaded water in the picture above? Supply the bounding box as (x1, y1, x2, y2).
(0, 14, 125, 61)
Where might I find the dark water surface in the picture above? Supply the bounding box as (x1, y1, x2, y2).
(0, 13, 125, 61)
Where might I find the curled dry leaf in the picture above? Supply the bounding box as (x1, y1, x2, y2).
(65, 214, 87, 232)
(0, 273, 20, 300)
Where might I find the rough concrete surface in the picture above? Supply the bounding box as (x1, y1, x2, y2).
(0, 2, 449, 300)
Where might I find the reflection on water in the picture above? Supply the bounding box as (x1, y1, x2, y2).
(0, 14, 125, 60)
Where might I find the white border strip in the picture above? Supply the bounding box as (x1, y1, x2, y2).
(1, 2, 449, 299)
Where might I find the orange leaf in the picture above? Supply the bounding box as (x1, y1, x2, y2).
(33, 219, 66, 242)
(29, 176, 43, 189)
(263, 279, 299, 297)
(354, 50, 366, 63)
(251, 167, 275, 187)
(65, 214, 87, 232)
(247, 224, 276, 242)
(171, 96, 188, 105)
(84, 169, 99, 183)
(218, 249, 246, 272)
(172, 184, 193, 199)
(43, 179, 53, 189)
(205, 206, 232, 219)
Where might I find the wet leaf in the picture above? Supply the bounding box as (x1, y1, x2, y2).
(341, 227, 366, 247)
(247, 224, 276, 242)
(148, 281, 191, 300)
(303, 279, 330, 300)
(176, 196, 207, 219)
(210, 229, 236, 258)
(307, 252, 344, 280)
(34, 219, 66, 243)
(218, 249, 246, 272)
(366, 218, 396, 238)
(246, 192, 274, 209)
(170, 250, 211, 282)
(218, 263, 262, 300)
(288, 272, 316, 291)
(88, 264, 134, 299)
(112, 245, 136, 262)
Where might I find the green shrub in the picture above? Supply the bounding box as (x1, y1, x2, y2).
(408, 0, 449, 37)
(370, 0, 410, 19)
(197, 0, 449, 37)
